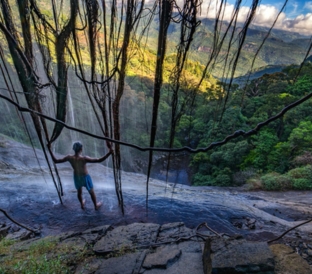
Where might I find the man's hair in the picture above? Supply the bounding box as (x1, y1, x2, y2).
(73, 141, 83, 153)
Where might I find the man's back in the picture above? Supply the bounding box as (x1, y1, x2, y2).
(47, 141, 113, 210)
(67, 155, 88, 176)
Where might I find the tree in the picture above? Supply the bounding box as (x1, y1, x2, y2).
(288, 121, 312, 154)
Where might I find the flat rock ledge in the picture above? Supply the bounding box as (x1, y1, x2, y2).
(2, 222, 312, 274)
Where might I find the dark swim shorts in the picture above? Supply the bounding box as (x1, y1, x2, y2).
(73, 174, 94, 191)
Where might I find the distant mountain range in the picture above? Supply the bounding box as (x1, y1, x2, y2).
(231, 54, 312, 86)
(4, 2, 311, 83)
(229, 65, 287, 86)
(164, 17, 311, 78)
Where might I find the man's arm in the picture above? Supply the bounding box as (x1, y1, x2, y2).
(85, 149, 113, 163)
(47, 144, 69, 164)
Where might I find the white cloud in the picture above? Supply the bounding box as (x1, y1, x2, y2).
(202, 2, 285, 27)
(304, 1, 312, 11)
(162, 0, 312, 35)
(197, 1, 312, 35)
(282, 13, 312, 34)
(253, 5, 286, 26)
(202, 1, 252, 22)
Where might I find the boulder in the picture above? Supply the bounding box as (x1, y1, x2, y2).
(0, 225, 10, 238)
(5, 229, 33, 241)
(93, 223, 160, 254)
(95, 251, 145, 274)
(143, 244, 181, 269)
(208, 238, 275, 273)
(80, 225, 112, 244)
(270, 244, 312, 274)
(157, 222, 193, 241)
(140, 240, 204, 274)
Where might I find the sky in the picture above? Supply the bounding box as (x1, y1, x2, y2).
(200, 0, 312, 35)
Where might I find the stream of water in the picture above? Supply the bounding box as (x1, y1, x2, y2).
(0, 135, 311, 242)
(1, 165, 312, 242)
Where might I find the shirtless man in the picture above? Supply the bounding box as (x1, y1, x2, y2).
(48, 141, 113, 210)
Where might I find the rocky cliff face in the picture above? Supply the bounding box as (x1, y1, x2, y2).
(1, 222, 312, 273)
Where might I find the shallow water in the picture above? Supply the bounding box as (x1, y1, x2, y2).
(1, 165, 312, 241)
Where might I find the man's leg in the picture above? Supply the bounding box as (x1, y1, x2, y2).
(77, 187, 86, 209)
(89, 189, 102, 210)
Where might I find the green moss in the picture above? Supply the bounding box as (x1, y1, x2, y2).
(0, 236, 90, 273)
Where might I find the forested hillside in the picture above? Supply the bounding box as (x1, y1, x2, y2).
(187, 61, 312, 189)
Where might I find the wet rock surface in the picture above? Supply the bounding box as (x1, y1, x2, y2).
(2, 222, 311, 274)
(93, 223, 160, 254)
(1, 135, 312, 272)
(209, 238, 275, 273)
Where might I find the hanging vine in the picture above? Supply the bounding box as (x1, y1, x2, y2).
(0, 0, 311, 215)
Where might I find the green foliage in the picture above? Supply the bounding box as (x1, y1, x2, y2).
(190, 61, 312, 187)
(191, 152, 210, 165)
(258, 165, 312, 190)
(242, 129, 278, 170)
(286, 165, 312, 190)
(288, 120, 312, 153)
(214, 173, 231, 186)
(266, 142, 291, 173)
(287, 75, 312, 96)
(192, 174, 214, 186)
(260, 172, 292, 190)
(292, 178, 312, 190)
